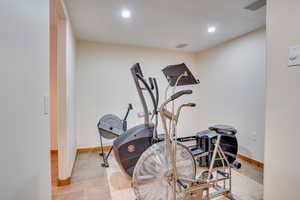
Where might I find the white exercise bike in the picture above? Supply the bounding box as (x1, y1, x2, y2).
(132, 63, 240, 200)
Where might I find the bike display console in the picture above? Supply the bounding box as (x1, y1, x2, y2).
(162, 63, 200, 86)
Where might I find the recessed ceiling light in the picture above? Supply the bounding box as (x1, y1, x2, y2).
(121, 9, 131, 18)
(208, 26, 216, 33)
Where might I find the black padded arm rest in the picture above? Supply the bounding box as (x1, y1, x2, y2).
(171, 90, 192, 101)
(209, 125, 237, 135)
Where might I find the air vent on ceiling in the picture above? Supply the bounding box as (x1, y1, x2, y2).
(176, 43, 188, 49)
(244, 0, 266, 11)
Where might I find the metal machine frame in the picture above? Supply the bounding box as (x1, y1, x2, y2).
(132, 63, 240, 200)
(97, 104, 133, 167)
(158, 66, 239, 200)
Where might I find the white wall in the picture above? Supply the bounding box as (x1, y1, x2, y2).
(195, 29, 266, 162)
(76, 41, 197, 147)
(0, 0, 50, 200)
(76, 30, 266, 164)
(264, 1, 300, 199)
(65, 17, 77, 177)
(58, 0, 77, 179)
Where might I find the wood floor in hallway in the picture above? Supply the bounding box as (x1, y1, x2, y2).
(52, 152, 111, 200)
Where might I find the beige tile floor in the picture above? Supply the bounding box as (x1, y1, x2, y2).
(106, 154, 263, 200)
(52, 152, 264, 200)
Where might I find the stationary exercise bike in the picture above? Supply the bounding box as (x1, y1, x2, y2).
(97, 103, 133, 167)
(132, 64, 240, 200)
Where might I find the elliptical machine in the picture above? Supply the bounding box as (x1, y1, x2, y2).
(97, 103, 133, 167)
(113, 64, 160, 176)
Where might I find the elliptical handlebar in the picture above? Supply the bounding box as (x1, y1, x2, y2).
(130, 63, 160, 125)
(136, 73, 158, 118)
(148, 77, 154, 90)
(153, 78, 159, 112)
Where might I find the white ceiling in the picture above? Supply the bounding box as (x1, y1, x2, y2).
(64, 0, 266, 52)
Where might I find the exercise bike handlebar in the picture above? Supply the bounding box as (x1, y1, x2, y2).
(183, 103, 196, 107)
(174, 103, 196, 124)
(123, 104, 133, 121)
(122, 104, 133, 131)
(161, 90, 193, 110)
(161, 103, 196, 122)
(170, 90, 193, 101)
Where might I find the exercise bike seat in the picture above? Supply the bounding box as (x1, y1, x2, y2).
(209, 125, 237, 136)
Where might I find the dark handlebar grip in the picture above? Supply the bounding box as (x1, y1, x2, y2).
(148, 77, 154, 90)
(153, 78, 159, 103)
(128, 103, 133, 110)
(171, 90, 193, 101)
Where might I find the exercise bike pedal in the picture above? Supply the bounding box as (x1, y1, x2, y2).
(177, 179, 188, 189)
